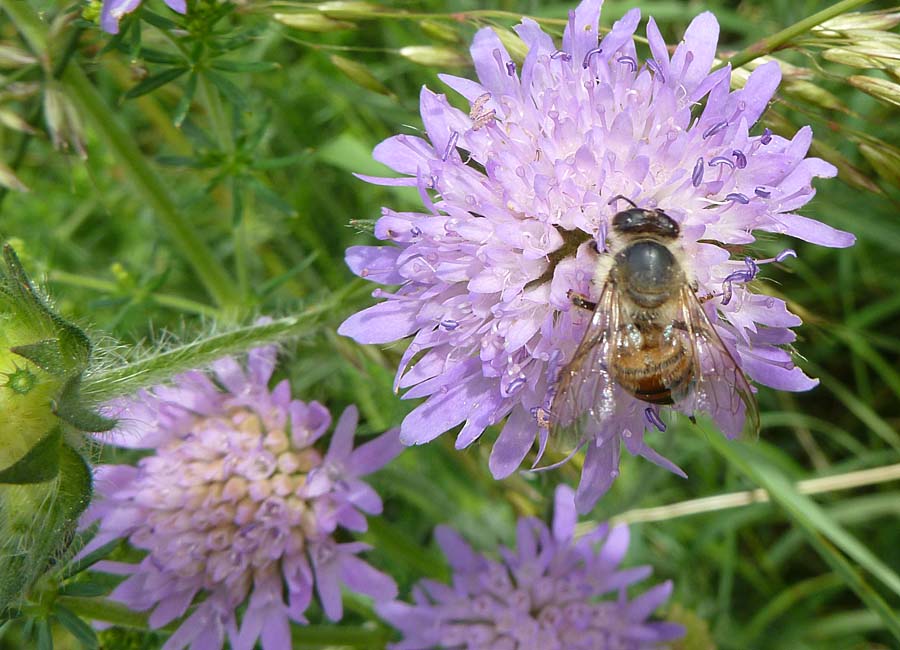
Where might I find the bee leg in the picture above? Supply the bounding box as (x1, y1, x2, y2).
(698, 292, 717, 304)
(567, 290, 597, 311)
(689, 415, 697, 424)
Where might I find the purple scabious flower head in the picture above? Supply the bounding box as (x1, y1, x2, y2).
(338, 0, 855, 512)
(378, 485, 684, 649)
(100, 0, 186, 33)
(81, 346, 402, 650)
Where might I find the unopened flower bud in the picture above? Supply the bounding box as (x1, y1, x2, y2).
(859, 141, 900, 186)
(399, 45, 468, 68)
(0, 443, 91, 606)
(42, 83, 86, 158)
(0, 44, 37, 68)
(316, 1, 380, 20)
(491, 27, 529, 64)
(783, 80, 846, 112)
(0, 245, 111, 608)
(0, 107, 37, 134)
(840, 39, 900, 64)
(330, 54, 395, 97)
(274, 12, 355, 32)
(419, 19, 461, 44)
(849, 74, 900, 107)
(0, 161, 28, 193)
(816, 9, 900, 34)
(823, 47, 886, 69)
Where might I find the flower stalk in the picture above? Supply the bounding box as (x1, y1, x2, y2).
(81, 283, 360, 402)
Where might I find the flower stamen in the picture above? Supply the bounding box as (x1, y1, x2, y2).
(644, 407, 666, 432)
(724, 192, 750, 204)
(582, 47, 603, 69)
(702, 120, 729, 139)
(709, 156, 734, 170)
(645, 59, 666, 83)
(442, 131, 460, 162)
(720, 250, 797, 304)
(616, 55, 637, 71)
(692, 157, 704, 187)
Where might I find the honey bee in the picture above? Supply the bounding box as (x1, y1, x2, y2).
(549, 197, 760, 451)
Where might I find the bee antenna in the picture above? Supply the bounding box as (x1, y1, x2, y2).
(607, 194, 638, 209)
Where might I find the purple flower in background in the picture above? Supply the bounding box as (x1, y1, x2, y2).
(338, 0, 854, 511)
(378, 485, 683, 649)
(100, 0, 185, 33)
(81, 347, 402, 650)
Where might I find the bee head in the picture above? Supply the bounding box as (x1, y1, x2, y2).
(612, 208, 680, 239)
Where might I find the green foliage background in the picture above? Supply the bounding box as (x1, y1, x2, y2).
(0, 0, 899, 648)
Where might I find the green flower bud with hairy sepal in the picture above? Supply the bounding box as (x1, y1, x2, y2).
(0, 443, 91, 612)
(0, 244, 112, 610)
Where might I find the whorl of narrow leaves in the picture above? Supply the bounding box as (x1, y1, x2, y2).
(0, 245, 110, 611)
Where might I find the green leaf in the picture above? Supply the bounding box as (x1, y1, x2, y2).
(210, 59, 280, 73)
(173, 71, 198, 128)
(742, 573, 844, 643)
(35, 618, 52, 650)
(129, 17, 141, 60)
(54, 604, 98, 649)
(52, 377, 117, 433)
(155, 155, 212, 168)
(204, 70, 245, 108)
(806, 361, 900, 453)
(248, 177, 294, 215)
(252, 151, 313, 170)
(124, 66, 189, 100)
(63, 537, 122, 580)
(231, 176, 244, 225)
(140, 9, 178, 30)
(57, 581, 110, 598)
(97, 23, 130, 56)
(0, 426, 61, 484)
(11, 339, 65, 375)
(138, 47, 183, 65)
(257, 253, 319, 297)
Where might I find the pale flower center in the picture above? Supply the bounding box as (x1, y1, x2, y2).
(126, 408, 322, 589)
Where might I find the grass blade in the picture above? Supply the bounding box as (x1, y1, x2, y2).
(703, 427, 900, 641)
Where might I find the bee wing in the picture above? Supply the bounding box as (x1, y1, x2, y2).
(548, 283, 621, 455)
(679, 285, 760, 440)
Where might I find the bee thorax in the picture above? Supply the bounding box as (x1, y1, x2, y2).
(613, 240, 683, 308)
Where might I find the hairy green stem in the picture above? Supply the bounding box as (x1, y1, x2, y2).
(80, 282, 359, 400)
(718, 0, 873, 71)
(0, 0, 241, 310)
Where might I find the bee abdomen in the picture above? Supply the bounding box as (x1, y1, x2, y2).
(612, 341, 693, 406)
